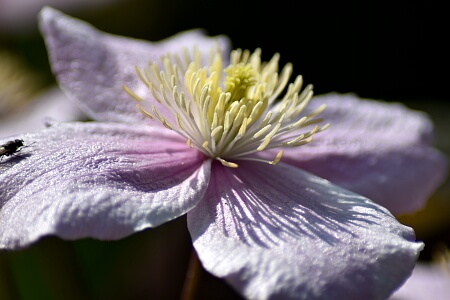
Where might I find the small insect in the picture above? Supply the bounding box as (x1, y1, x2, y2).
(0, 139, 28, 162)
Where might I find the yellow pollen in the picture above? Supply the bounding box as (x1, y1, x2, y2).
(225, 63, 258, 103)
(123, 46, 329, 167)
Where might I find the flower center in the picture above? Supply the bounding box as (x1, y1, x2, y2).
(123, 47, 329, 168)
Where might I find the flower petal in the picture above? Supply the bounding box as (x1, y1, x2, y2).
(279, 93, 448, 214)
(390, 263, 450, 300)
(38, 6, 231, 123)
(188, 161, 423, 300)
(0, 86, 86, 138)
(0, 122, 210, 249)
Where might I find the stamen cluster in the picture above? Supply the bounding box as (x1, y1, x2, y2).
(123, 47, 329, 168)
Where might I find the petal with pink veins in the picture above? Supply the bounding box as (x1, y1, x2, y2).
(0, 122, 210, 249)
(275, 93, 448, 214)
(188, 161, 423, 300)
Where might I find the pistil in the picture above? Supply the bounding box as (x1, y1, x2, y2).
(123, 46, 329, 167)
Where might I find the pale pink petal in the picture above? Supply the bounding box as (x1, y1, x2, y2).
(188, 161, 423, 299)
(0, 86, 86, 138)
(0, 122, 210, 249)
(38, 6, 231, 124)
(390, 263, 450, 300)
(278, 93, 448, 214)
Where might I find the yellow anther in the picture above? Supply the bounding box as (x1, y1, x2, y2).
(125, 47, 329, 168)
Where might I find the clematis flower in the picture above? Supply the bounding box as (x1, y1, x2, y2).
(0, 6, 447, 299)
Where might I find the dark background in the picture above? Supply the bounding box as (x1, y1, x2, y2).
(0, 1, 449, 299)
(2, 0, 449, 103)
(104, 0, 448, 104)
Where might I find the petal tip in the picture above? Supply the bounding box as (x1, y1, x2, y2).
(38, 6, 62, 25)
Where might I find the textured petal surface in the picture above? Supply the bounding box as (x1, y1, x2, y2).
(188, 161, 423, 300)
(277, 93, 448, 214)
(38, 7, 231, 123)
(0, 122, 209, 249)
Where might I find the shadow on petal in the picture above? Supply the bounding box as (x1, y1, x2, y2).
(206, 161, 403, 249)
